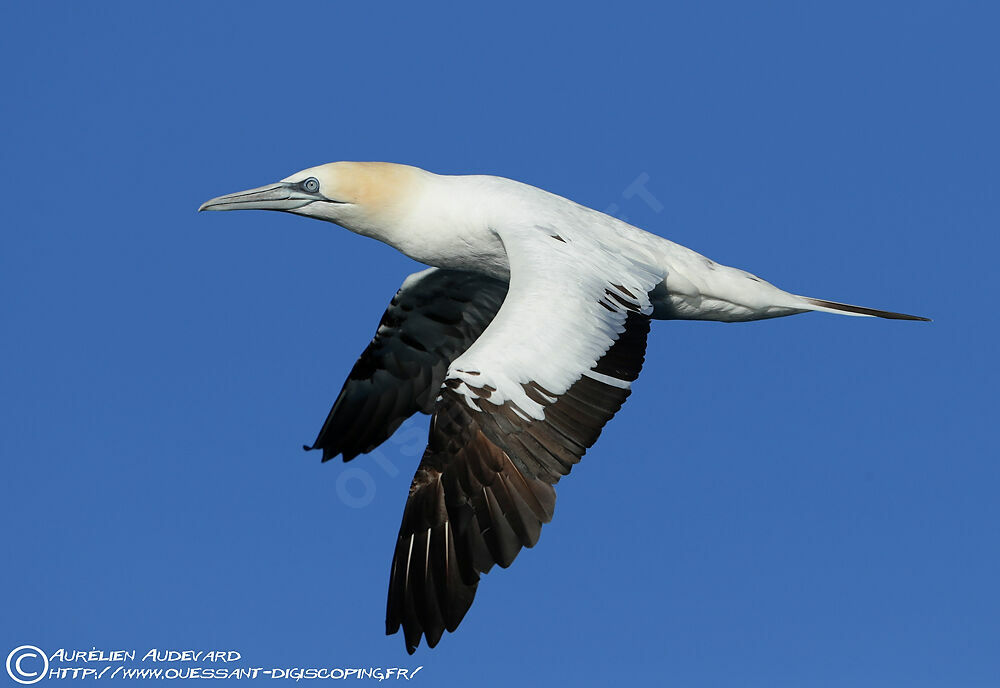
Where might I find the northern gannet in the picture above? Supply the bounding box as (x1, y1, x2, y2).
(200, 161, 927, 653)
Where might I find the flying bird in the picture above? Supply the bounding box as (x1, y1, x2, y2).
(200, 161, 927, 653)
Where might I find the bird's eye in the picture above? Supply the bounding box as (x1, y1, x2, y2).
(302, 177, 320, 193)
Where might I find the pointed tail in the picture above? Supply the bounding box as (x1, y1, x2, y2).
(800, 297, 930, 321)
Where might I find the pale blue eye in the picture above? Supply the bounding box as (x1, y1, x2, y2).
(302, 177, 320, 193)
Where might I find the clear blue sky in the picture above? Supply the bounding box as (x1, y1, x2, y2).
(2, 2, 997, 686)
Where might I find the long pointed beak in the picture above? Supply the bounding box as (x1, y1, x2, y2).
(198, 183, 314, 212)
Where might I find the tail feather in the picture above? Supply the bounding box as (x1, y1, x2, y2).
(801, 297, 930, 322)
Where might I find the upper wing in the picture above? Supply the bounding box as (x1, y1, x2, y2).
(385, 224, 665, 653)
(306, 268, 508, 461)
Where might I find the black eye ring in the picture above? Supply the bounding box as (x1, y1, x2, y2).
(302, 177, 320, 193)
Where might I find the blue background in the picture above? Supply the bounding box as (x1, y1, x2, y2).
(2, 2, 997, 686)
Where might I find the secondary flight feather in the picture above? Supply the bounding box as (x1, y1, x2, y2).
(200, 161, 927, 653)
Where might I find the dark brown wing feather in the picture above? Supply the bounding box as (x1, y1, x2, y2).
(306, 269, 508, 461)
(387, 311, 651, 653)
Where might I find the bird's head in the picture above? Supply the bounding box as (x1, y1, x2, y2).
(199, 161, 427, 243)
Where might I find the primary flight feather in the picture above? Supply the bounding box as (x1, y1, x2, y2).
(200, 161, 927, 653)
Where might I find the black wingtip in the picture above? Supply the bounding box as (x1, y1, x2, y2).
(303, 442, 340, 463)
